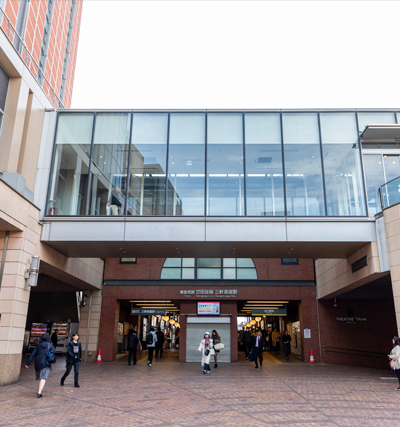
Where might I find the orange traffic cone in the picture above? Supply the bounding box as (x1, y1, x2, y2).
(95, 348, 102, 363)
(309, 349, 315, 364)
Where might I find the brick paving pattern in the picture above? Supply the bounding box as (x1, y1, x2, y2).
(0, 351, 399, 427)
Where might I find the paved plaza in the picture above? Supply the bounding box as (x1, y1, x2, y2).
(0, 351, 399, 427)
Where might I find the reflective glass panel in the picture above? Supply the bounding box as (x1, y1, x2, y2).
(237, 258, 255, 267)
(182, 268, 195, 279)
(167, 113, 205, 215)
(197, 268, 221, 279)
(320, 113, 366, 216)
(47, 113, 94, 215)
(197, 258, 221, 268)
(182, 258, 195, 267)
(163, 258, 182, 267)
(363, 154, 384, 215)
(357, 112, 396, 132)
(282, 113, 325, 216)
(207, 113, 244, 215)
(245, 113, 284, 216)
(160, 268, 181, 279)
(223, 258, 235, 267)
(397, 113, 400, 124)
(237, 268, 257, 280)
(383, 155, 400, 183)
(127, 113, 168, 215)
(88, 113, 130, 216)
(223, 268, 236, 279)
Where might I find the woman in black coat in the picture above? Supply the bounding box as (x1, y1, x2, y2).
(25, 332, 55, 398)
(61, 333, 82, 388)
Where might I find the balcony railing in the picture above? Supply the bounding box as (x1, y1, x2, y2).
(379, 176, 400, 211)
(0, 7, 64, 108)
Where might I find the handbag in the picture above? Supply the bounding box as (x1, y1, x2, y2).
(210, 348, 215, 356)
(215, 343, 224, 351)
(204, 349, 210, 356)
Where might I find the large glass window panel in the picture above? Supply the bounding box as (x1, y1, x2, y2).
(47, 113, 94, 215)
(163, 258, 182, 267)
(88, 113, 130, 216)
(127, 113, 168, 215)
(363, 154, 384, 215)
(320, 113, 366, 216)
(383, 155, 400, 183)
(182, 268, 195, 279)
(245, 113, 284, 216)
(237, 258, 255, 267)
(207, 113, 244, 215)
(223, 268, 236, 279)
(167, 113, 205, 215)
(357, 112, 396, 132)
(182, 258, 195, 267)
(282, 113, 325, 216)
(223, 258, 235, 267)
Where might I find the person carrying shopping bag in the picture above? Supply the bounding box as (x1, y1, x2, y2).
(198, 331, 213, 374)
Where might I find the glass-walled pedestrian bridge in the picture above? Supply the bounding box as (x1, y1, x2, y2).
(41, 109, 400, 259)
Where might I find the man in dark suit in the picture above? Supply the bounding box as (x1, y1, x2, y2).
(251, 330, 266, 368)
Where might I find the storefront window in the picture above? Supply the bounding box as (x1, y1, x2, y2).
(282, 113, 325, 216)
(47, 113, 94, 215)
(207, 113, 244, 215)
(167, 113, 206, 215)
(245, 113, 284, 216)
(320, 113, 366, 216)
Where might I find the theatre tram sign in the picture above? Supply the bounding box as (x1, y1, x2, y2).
(180, 289, 238, 298)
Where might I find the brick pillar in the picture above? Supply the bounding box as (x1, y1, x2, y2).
(98, 293, 119, 362)
(299, 290, 321, 363)
(78, 289, 102, 362)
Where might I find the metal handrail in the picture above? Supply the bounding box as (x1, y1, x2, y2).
(0, 7, 64, 108)
(379, 175, 400, 211)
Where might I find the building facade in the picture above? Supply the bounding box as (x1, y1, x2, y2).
(0, 0, 104, 387)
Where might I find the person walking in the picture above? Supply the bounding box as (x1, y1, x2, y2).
(155, 327, 165, 358)
(107, 186, 123, 215)
(282, 330, 292, 361)
(272, 328, 281, 354)
(51, 329, 58, 348)
(268, 328, 273, 351)
(251, 330, 266, 368)
(198, 331, 213, 374)
(25, 332, 55, 398)
(211, 329, 221, 368)
(146, 327, 157, 366)
(242, 328, 252, 359)
(61, 333, 82, 388)
(127, 330, 139, 365)
(388, 336, 400, 390)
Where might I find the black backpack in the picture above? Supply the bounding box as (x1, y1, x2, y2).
(146, 332, 153, 345)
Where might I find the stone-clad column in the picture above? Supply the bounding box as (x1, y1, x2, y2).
(78, 290, 102, 362)
(383, 205, 400, 337)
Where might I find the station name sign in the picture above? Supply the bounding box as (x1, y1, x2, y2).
(131, 308, 166, 315)
(251, 308, 287, 316)
(180, 289, 238, 298)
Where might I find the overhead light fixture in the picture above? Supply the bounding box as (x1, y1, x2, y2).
(162, 316, 169, 321)
(250, 320, 256, 325)
(169, 319, 176, 325)
(255, 317, 262, 322)
(175, 322, 180, 328)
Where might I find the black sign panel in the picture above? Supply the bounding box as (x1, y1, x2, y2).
(251, 308, 287, 316)
(131, 308, 166, 315)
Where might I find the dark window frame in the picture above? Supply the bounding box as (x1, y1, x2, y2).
(120, 258, 137, 264)
(281, 258, 299, 265)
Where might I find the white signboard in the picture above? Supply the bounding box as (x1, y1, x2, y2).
(304, 328, 311, 339)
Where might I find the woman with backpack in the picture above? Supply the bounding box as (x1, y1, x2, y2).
(25, 332, 56, 398)
(60, 333, 82, 388)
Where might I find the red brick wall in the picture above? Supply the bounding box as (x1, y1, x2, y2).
(98, 284, 320, 363)
(318, 299, 396, 369)
(104, 258, 314, 282)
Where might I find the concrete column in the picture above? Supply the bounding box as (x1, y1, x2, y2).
(0, 203, 40, 385)
(78, 289, 102, 362)
(383, 205, 400, 337)
(0, 78, 29, 173)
